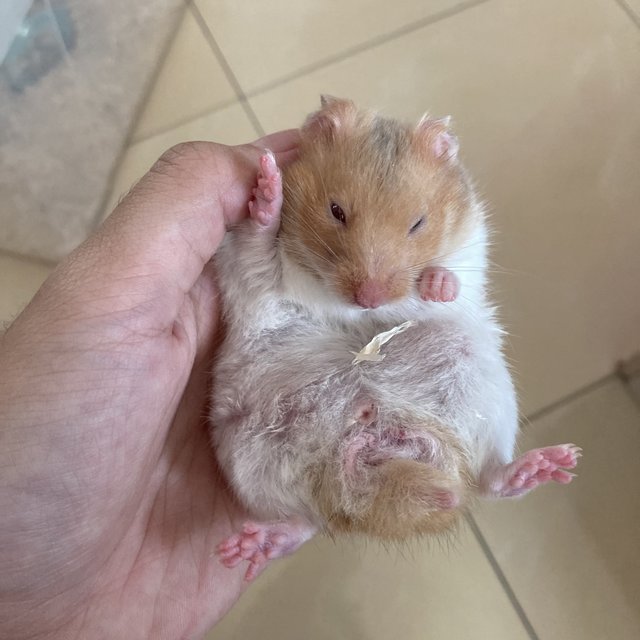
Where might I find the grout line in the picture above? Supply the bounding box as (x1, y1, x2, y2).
(90, 2, 190, 230)
(188, 1, 265, 137)
(129, 0, 492, 145)
(621, 381, 640, 413)
(613, 0, 640, 29)
(616, 351, 640, 381)
(243, 0, 493, 99)
(618, 373, 640, 414)
(466, 514, 540, 640)
(524, 373, 615, 424)
(130, 97, 240, 145)
(0, 247, 58, 269)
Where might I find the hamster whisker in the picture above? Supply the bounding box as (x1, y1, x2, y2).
(399, 242, 487, 272)
(295, 207, 341, 261)
(280, 240, 335, 269)
(455, 293, 485, 312)
(438, 298, 483, 325)
(441, 266, 505, 274)
(425, 240, 486, 264)
(282, 218, 337, 261)
(487, 259, 527, 277)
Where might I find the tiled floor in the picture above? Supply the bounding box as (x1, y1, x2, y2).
(2, 0, 640, 638)
(97, 0, 640, 417)
(208, 525, 532, 640)
(474, 378, 640, 640)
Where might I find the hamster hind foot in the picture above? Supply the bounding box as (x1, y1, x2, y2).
(248, 150, 283, 229)
(484, 444, 582, 498)
(216, 519, 316, 582)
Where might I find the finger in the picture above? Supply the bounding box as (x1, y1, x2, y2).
(91, 142, 233, 317)
(52, 136, 296, 328)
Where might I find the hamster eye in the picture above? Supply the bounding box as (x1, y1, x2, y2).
(409, 217, 425, 235)
(330, 202, 346, 225)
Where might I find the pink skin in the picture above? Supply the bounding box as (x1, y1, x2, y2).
(355, 280, 388, 309)
(485, 444, 582, 498)
(343, 424, 459, 510)
(354, 397, 378, 426)
(418, 267, 460, 303)
(343, 431, 377, 475)
(217, 520, 316, 582)
(248, 150, 282, 228)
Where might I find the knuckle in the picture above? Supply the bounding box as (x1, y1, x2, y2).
(151, 141, 220, 177)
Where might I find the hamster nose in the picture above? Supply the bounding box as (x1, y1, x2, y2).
(354, 280, 389, 309)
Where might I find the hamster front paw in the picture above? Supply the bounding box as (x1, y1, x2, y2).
(418, 267, 460, 303)
(248, 150, 283, 229)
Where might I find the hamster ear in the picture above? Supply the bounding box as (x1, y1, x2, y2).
(415, 114, 460, 161)
(302, 96, 357, 139)
(320, 94, 339, 108)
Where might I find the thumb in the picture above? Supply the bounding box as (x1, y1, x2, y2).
(47, 132, 298, 328)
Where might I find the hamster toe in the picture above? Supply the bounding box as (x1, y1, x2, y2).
(418, 267, 460, 303)
(487, 443, 581, 498)
(216, 519, 316, 582)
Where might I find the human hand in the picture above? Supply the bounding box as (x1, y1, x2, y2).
(0, 131, 299, 640)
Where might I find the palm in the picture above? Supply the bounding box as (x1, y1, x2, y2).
(75, 268, 250, 638)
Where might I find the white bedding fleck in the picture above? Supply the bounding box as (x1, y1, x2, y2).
(351, 321, 414, 364)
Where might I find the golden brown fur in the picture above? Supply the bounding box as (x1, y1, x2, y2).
(312, 420, 474, 540)
(211, 99, 521, 579)
(280, 98, 479, 306)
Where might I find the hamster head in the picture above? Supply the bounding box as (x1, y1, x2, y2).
(280, 96, 482, 309)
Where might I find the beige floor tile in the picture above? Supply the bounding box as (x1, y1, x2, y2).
(621, 0, 640, 20)
(194, 0, 471, 93)
(207, 525, 530, 640)
(248, 0, 640, 415)
(627, 376, 640, 405)
(0, 253, 52, 325)
(474, 378, 640, 640)
(619, 353, 640, 404)
(132, 7, 236, 142)
(102, 102, 259, 219)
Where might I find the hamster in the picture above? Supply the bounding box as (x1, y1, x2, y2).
(210, 96, 581, 582)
